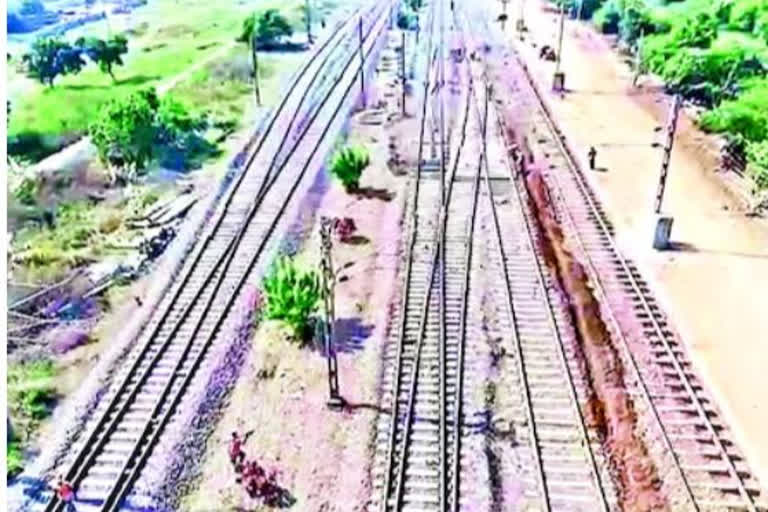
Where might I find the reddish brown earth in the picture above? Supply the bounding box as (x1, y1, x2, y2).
(525, 170, 668, 511)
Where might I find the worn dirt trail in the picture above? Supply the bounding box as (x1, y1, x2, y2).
(499, 0, 768, 487)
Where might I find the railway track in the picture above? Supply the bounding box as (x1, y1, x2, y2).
(468, 3, 768, 510)
(38, 4, 395, 511)
(375, 0, 478, 509)
(376, 1, 768, 509)
(460, 11, 618, 510)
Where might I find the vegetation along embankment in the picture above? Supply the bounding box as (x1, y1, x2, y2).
(561, 0, 768, 203)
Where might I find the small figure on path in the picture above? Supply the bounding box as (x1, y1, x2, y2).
(228, 432, 246, 471)
(134, 296, 143, 307)
(54, 475, 76, 512)
(588, 146, 597, 170)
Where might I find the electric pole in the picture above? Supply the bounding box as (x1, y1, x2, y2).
(319, 217, 343, 409)
(305, 0, 313, 45)
(401, 30, 407, 116)
(553, 1, 566, 91)
(654, 94, 682, 214)
(651, 94, 682, 249)
(632, 28, 644, 87)
(250, 33, 261, 106)
(516, 0, 526, 35)
(358, 17, 366, 108)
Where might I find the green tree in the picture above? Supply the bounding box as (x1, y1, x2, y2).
(22, 37, 85, 87)
(238, 9, 293, 48)
(89, 89, 160, 182)
(672, 12, 718, 48)
(76, 34, 129, 81)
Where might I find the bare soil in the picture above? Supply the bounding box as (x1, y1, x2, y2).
(503, 0, 768, 486)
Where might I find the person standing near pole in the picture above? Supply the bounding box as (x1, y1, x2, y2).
(588, 146, 597, 170)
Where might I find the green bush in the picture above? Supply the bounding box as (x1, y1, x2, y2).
(7, 438, 23, 478)
(659, 46, 764, 105)
(330, 145, 370, 192)
(14, 177, 39, 206)
(672, 11, 719, 48)
(262, 257, 321, 341)
(699, 78, 768, 141)
(728, 0, 768, 31)
(755, 11, 768, 44)
(642, 32, 677, 72)
(619, 1, 656, 44)
(594, 0, 621, 33)
(140, 190, 160, 208)
(8, 359, 56, 423)
(746, 140, 768, 190)
(238, 9, 293, 47)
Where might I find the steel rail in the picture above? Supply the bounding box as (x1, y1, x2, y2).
(101, 4, 394, 510)
(391, 3, 481, 508)
(45, 5, 391, 511)
(45, 15, 356, 511)
(379, 0, 440, 507)
(437, 0, 448, 510)
(461, 8, 612, 510)
(447, 55, 480, 512)
(390, 7, 443, 508)
(102, 11, 395, 509)
(510, 40, 757, 510)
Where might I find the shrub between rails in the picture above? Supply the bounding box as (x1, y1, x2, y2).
(330, 145, 371, 192)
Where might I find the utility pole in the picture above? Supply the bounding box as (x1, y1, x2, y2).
(250, 33, 261, 106)
(501, 0, 509, 31)
(632, 28, 644, 87)
(652, 94, 682, 249)
(416, 12, 420, 46)
(553, 1, 566, 91)
(305, 0, 313, 44)
(439, 0, 446, 206)
(401, 30, 407, 116)
(516, 0, 526, 35)
(654, 94, 682, 214)
(319, 217, 343, 409)
(358, 17, 366, 108)
(100, 0, 112, 38)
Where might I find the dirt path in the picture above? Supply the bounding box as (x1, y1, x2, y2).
(496, 0, 768, 486)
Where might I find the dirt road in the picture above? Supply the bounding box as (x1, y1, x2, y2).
(497, 0, 768, 487)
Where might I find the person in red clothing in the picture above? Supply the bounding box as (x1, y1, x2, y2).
(228, 432, 246, 472)
(54, 475, 77, 512)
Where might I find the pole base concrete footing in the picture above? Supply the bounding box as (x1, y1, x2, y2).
(652, 214, 674, 250)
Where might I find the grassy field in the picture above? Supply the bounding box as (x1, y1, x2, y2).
(6, 0, 315, 161)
